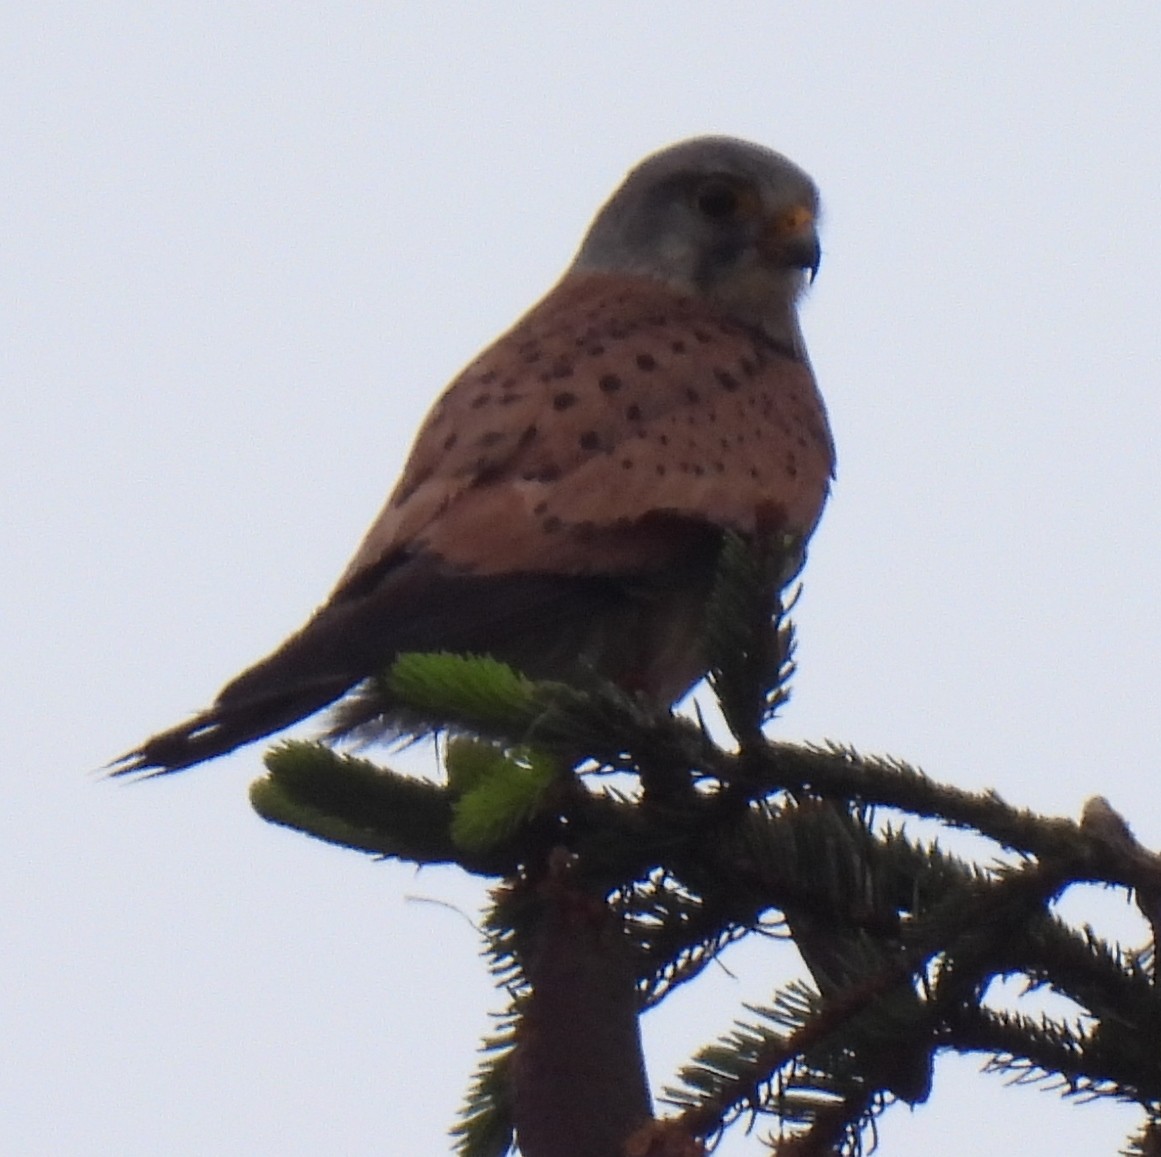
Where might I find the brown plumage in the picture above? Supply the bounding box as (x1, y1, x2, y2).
(115, 136, 834, 775)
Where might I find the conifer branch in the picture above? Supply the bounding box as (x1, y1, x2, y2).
(245, 535, 1161, 1154)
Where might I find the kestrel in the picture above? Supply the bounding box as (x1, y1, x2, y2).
(116, 136, 834, 775)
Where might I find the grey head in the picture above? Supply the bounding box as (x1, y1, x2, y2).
(571, 135, 821, 339)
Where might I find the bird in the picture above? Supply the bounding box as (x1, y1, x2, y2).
(114, 135, 834, 776)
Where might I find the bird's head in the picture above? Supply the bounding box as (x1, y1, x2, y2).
(571, 135, 821, 336)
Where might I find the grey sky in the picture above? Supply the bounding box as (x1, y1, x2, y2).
(4, 4, 1160, 1154)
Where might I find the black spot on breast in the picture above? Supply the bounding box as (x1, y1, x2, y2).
(523, 464, 561, 483)
(685, 386, 701, 404)
(470, 393, 493, 408)
(442, 433, 458, 451)
(550, 356, 573, 379)
(620, 458, 634, 470)
(478, 431, 505, 448)
(478, 369, 498, 385)
(625, 403, 642, 422)
(671, 340, 687, 354)
(518, 424, 539, 447)
(552, 391, 579, 411)
(542, 515, 562, 533)
(636, 352, 658, 371)
(715, 369, 739, 391)
(578, 430, 601, 451)
(599, 373, 623, 393)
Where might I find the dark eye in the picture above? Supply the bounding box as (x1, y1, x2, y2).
(694, 178, 741, 221)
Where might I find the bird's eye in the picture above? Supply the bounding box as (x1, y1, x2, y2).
(694, 178, 741, 221)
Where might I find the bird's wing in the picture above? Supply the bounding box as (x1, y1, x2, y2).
(332, 270, 833, 586)
(113, 272, 832, 775)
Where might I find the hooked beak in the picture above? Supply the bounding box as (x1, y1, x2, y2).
(760, 204, 821, 282)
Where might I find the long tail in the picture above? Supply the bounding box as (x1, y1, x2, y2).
(109, 674, 356, 777)
(109, 545, 713, 777)
(109, 554, 433, 777)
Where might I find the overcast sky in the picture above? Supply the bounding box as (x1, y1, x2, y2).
(5, 5, 1161, 1154)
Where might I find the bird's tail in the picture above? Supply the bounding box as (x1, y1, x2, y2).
(109, 674, 355, 778)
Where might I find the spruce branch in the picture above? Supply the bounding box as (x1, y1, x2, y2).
(737, 743, 1161, 896)
(446, 738, 559, 854)
(665, 978, 883, 1150)
(704, 531, 799, 747)
(241, 535, 1161, 1155)
(252, 741, 461, 862)
(452, 1016, 518, 1157)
